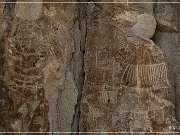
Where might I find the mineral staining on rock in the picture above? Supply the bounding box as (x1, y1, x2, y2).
(80, 3, 177, 133)
(4, 20, 56, 133)
(0, 0, 179, 134)
(0, 1, 80, 133)
(80, 33, 177, 132)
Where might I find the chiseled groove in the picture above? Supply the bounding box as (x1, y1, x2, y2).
(133, 65, 136, 86)
(122, 63, 167, 87)
(129, 66, 133, 85)
(138, 63, 167, 86)
(122, 64, 139, 86)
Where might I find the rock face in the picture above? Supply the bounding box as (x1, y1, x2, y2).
(0, 0, 85, 133)
(154, 0, 180, 126)
(0, 0, 180, 134)
(154, 0, 178, 32)
(131, 13, 156, 38)
(80, 2, 177, 133)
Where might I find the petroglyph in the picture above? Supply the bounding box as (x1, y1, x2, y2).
(80, 9, 177, 132)
(3, 18, 63, 132)
(0, 1, 179, 134)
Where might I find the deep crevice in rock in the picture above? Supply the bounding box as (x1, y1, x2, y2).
(71, 2, 87, 133)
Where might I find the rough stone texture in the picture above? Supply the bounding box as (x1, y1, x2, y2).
(154, 0, 179, 32)
(131, 13, 156, 38)
(0, 0, 85, 133)
(15, 0, 43, 21)
(153, 1, 180, 127)
(0, 0, 180, 134)
(113, 11, 156, 38)
(0, 2, 6, 41)
(80, 2, 177, 133)
(93, 2, 156, 39)
(153, 32, 179, 123)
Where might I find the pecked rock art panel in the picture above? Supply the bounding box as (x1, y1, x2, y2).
(80, 3, 177, 134)
(0, 0, 80, 133)
(4, 19, 56, 133)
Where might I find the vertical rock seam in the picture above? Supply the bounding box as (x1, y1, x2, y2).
(71, 1, 87, 132)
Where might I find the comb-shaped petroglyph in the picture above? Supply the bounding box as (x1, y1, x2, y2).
(80, 25, 177, 133)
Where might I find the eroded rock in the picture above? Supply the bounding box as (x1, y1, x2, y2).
(15, 0, 43, 21)
(107, 3, 157, 38)
(0, 0, 179, 134)
(1, 1, 81, 133)
(80, 3, 177, 133)
(154, 0, 179, 32)
(131, 13, 156, 39)
(0, 3, 6, 41)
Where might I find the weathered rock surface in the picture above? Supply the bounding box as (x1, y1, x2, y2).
(0, 0, 180, 134)
(80, 2, 177, 133)
(0, 0, 85, 133)
(154, 0, 179, 32)
(131, 13, 156, 39)
(153, 32, 179, 123)
(154, 0, 180, 127)
(15, 0, 43, 21)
